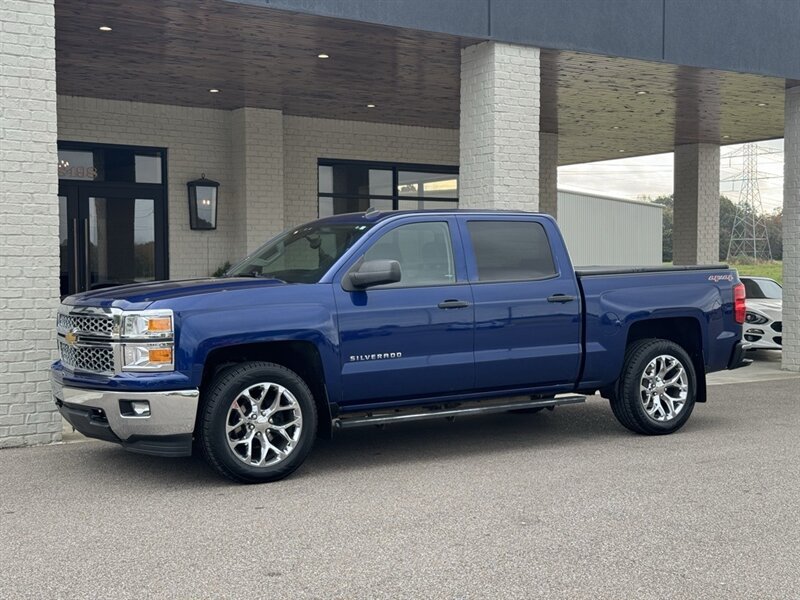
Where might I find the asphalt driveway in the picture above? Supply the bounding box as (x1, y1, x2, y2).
(1, 378, 799, 599)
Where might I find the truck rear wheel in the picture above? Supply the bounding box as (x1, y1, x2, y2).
(610, 338, 696, 435)
(198, 361, 318, 483)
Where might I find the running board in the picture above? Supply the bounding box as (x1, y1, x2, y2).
(332, 394, 586, 429)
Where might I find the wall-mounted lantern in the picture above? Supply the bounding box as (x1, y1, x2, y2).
(187, 174, 219, 230)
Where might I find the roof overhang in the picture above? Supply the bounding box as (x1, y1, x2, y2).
(56, 0, 787, 165)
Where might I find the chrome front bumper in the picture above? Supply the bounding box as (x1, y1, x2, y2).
(52, 377, 199, 441)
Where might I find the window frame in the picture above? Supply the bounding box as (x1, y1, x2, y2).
(318, 158, 459, 217)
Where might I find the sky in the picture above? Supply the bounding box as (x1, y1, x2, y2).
(558, 139, 785, 213)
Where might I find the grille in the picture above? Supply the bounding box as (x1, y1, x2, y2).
(58, 312, 114, 337)
(772, 321, 783, 333)
(59, 340, 115, 374)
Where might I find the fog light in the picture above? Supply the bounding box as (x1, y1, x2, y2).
(120, 400, 151, 417)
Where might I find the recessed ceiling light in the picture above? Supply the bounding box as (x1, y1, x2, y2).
(99, 25, 112, 31)
(317, 53, 330, 59)
(208, 88, 220, 93)
(722, 134, 731, 139)
(612, 125, 620, 130)
(635, 90, 648, 95)
(756, 102, 768, 107)
(366, 103, 376, 108)
(618, 149, 626, 153)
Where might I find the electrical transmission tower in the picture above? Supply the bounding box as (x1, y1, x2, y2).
(726, 143, 772, 262)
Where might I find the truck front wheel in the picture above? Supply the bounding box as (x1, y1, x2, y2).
(198, 361, 318, 483)
(610, 338, 697, 435)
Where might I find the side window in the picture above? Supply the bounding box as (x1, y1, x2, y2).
(362, 221, 455, 287)
(467, 221, 556, 282)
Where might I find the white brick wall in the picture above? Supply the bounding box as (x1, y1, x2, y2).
(57, 97, 235, 278)
(673, 143, 721, 265)
(783, 86, 800, 372)
(539, 132, 558, 218)
(282, 116, 459, 226)
(459, 42, 540, 211)
(231, 108, 285, 255)
(0, 0, 62, 446)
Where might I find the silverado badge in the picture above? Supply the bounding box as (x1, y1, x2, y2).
(64, 331, 78, 345)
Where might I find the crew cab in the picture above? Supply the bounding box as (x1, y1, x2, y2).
(52, 210, 749, 482)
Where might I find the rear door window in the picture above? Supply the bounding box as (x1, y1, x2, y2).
(466, 221, 556, 282)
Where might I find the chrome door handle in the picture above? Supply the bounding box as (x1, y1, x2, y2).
(438, 299, 470, 309)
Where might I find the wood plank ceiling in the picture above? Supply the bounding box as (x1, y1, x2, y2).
(55, 0, 787, 165)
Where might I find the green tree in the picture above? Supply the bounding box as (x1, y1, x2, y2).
(651, 195, 673, 262)
(718, 195, 737, 261)
(765, 209, 783, 260)
(650, 194, 779, 263)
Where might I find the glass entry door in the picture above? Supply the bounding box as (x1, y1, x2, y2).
(59, 183, 167, 297)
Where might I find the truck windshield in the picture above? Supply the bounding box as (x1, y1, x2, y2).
(227, 223, 373, 283)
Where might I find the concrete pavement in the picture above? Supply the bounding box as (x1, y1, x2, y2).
(3, 377, 800, 599)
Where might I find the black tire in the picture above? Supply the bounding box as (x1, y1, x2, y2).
(198, 361, 318, 483)
(609, 338, 697, 435)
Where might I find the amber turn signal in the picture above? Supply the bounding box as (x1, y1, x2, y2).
(147, 317, 172, 332)
(148, 348, 173, 363)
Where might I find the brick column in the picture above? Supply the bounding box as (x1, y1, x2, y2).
(0, 0, 61, 447)
(539, 132, 558, 217)
(783, 85, 800, 372)
(673, 143, 720, 265)
(459, 42, 540, 211)
(231, 108, 285, 256)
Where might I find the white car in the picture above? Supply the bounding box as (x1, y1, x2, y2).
(741, 276, 782, 350)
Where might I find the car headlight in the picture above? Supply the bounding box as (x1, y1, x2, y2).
(745, 311, 768, 325)
(120, 310, 175, 372)
(121, 343, 174, 372)
(121, 310, 174, 339)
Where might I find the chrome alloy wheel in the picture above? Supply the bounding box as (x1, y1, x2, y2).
(639, 354, 689, 422)
(226, 382, 303, 467)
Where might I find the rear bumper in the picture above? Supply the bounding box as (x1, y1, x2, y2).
(52, 376, 199, 457)
(727, 341, 752, 370)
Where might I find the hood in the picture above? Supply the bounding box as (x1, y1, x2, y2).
(64, 277, 288, 309)
(746, 298, 782, 317)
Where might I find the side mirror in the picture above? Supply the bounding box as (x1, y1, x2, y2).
(344, 259, 401, 290)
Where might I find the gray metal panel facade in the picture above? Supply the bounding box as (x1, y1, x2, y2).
(663, 0, 800, 80)
(557, 191, 663, 267)
(233, 0, 800, 79)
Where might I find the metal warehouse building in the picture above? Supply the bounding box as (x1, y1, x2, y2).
(1, 0, 799, 448)
(557, 191, 663, 267)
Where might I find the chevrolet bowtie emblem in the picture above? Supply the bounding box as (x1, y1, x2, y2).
(65, 331, 78, 345)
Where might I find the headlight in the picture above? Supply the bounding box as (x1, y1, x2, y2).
(122, 343, 174, 372)
(120, 309, 175, 372)
(121, 310, 174, 339)
(745, 311, 768, 325)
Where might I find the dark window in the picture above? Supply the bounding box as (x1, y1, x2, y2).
(58, 146, 163, 184)
(318, 160, 458, 217)
(362, 222, 455, 287)
(742, 278, 782, 300)
(467, 221, 556, 282)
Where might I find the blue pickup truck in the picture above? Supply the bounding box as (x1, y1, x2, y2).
(52, 210, 749, 482)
